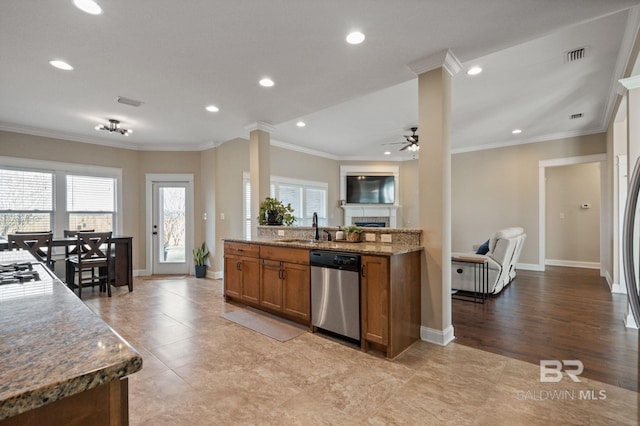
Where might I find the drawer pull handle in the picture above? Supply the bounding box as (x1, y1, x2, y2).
(237, 261, 242, 271)
(361, 265, 366, 278)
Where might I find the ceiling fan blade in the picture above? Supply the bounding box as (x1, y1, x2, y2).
(399, 144, 410, 151)
(382, 141, 407, 145)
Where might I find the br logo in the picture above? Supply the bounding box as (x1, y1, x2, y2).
(540, 360, 584, 383)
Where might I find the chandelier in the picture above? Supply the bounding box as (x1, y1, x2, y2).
(95, 119, 132, 136)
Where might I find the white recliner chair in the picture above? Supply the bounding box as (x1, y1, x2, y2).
(452, 227, 526, 295)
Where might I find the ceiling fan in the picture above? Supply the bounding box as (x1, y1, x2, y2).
(384, 127, 419, 152)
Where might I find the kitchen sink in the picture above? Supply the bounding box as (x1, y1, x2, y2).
(275, 238, 318, 244)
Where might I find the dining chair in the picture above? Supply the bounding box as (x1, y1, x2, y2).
(63, 229, 95, 290)
(7, 232, 54, 270)
(67, 231, 113, 298)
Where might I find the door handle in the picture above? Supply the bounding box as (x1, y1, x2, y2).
(361, 265, 366, 278)
(152, 232, 158, 235)
(237, 261, 242, 271)
(279, 269, 285, 280)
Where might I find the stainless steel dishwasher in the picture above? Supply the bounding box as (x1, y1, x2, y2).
(310, 250, 361, 342)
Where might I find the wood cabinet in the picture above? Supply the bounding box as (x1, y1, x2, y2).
(259, 246, 311, 324)
(223, 242, 260, 305)
(361, 251, 421, 359)
(224, 242, 311, 325)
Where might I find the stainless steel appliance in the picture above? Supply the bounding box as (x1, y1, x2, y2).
(310, 250, 361, 342)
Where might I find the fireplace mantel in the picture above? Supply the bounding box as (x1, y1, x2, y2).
(341, 204, 399, 228)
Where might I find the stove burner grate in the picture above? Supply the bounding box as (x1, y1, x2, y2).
(0, 263, 41, 285)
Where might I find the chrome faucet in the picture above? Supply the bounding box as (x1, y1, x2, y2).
(312, 212, 319, 240)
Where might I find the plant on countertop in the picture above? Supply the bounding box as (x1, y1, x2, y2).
(258, 197, 296, 226)
(343, 225, 363, 234)
(343, 225, 363, 242)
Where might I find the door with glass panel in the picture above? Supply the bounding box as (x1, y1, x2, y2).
(152, 182, 190, 275)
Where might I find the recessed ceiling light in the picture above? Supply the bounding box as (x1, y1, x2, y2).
(384, 151, 391, 155)
(296, 121, 306, 128)
(73, 0, 102, 15)
(467, 66, 482, 75)
(49, 60, 74, 71)
(259, 78, 274, 87)
(346, 31, 365, 45)
(205, 105, 219, 112)
(512, 129, 522, 134)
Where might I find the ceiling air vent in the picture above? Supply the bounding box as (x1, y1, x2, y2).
(116, 96, 144, 107)
(565, 47, 586, 63)
(570, 113, 584, 120)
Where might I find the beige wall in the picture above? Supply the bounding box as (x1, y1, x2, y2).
(452, 133, 607, 265)
(213, 139, 250, 272)
(0, 130, 202, 272)
(546, 163, 601, 263)
(400, 159, 419, 228)
(271, 146, 341, 225)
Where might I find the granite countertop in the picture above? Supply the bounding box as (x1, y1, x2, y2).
(0, 251, 142, 420)
(224, 237, 423, 256)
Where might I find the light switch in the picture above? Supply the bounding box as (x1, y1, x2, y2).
(278, 230, 285, 236)
(365, 233, 376, 242)
(559, 212, 565, 219)
(220, 212, 225, 220)
(381, 234, 392, 243)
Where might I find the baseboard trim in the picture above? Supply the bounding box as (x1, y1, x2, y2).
(134, 269, 147, 276)
(420, 325, 455, 346)
(625, 313, 639, 329)
(517, 262, 544, 271)
(211, 270, 223, 279)
(545, 259, 600, 269)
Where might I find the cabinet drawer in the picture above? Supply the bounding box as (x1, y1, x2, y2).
(260, 245, 309, 264)
(224, 242, 260, 258)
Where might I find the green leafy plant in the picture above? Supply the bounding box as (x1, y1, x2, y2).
(258, 197, 296, 226)
(343, 225, 363, 234)
(193, 242, 210, 266)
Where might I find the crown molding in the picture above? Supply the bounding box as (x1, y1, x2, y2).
(269, 138, 338, 160)
(0, 122, 214, 151)
(407, 49, 462, 76)
(451, 127, 605, 154)
(619, 75, 640, 91)
(244, 121, 275, 133)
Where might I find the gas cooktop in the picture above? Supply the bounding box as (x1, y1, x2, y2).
(0, 257, 58, 300)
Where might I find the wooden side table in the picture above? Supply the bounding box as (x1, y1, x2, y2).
(451, 255, 489, 303)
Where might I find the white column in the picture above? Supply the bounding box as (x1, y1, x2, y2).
(408, 50, 461, 345)
(247, 122, 273, 238)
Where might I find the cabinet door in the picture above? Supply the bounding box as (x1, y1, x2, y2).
(240, 257, 260, 305)
(260, 260, 283, 311)
(282, 262, 310, 322)
(223, 254, 241, 298)
(362, 255, 389, 345)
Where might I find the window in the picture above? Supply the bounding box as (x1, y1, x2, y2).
(0, 157, 122, 238)
(67, 174, 116, 232)
(0, 168, 54, 235)
(243, 175, 328, 232)
(271, 177, 328, 227)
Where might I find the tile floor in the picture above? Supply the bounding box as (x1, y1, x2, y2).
(81, 276, 639, 425)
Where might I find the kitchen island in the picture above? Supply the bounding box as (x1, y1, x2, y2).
(0, 251, 142, 425)
(223, 237, 422, 358)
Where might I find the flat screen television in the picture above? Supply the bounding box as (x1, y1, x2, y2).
(346, 175, 395, 204)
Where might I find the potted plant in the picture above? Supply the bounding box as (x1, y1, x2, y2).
(258, 197, 296, 226)
(343, 225, 363, 242)
(193, 242, 210, 278)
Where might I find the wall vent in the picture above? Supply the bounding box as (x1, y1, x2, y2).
(116, 96, 144, 107)
(565, 47, 586, 63)
(570, 113, 584, 120)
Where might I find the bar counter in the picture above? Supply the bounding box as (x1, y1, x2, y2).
(0, 250, 142, 424)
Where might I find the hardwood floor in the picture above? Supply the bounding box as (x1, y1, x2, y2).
(453, 266, 639, 391)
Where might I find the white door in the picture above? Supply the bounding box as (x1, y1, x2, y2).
(152, 181, 191, 275)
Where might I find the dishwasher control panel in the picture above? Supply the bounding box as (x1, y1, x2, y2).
(310, 250, 360, 272)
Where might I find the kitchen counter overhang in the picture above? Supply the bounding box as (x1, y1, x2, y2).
(223, 237, 423, 256)
(0, 251, 142, 421)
